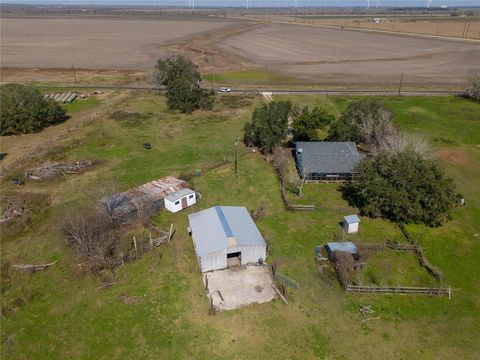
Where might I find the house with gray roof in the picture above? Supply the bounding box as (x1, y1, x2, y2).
(188, 206, 267, 272)
(295, 141, 365, 181)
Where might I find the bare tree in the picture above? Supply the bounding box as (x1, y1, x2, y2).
(380, 131, 431, 159)
(63, 209, 117, 271)
(464, 72, 480, 102)
(358, 108, 396, 155)
(150, 69, 164, 94)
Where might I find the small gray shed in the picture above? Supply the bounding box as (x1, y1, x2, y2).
(188, 206, 267, 272)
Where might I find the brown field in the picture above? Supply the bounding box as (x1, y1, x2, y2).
(287, 16, 480, 40)
(0, 17, 236, 69)
(216, 23, 480, 86)
(1, 15, 479, 87)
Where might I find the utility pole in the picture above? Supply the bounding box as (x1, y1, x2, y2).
(71, 63, 77, 84)
(398, 72, 404, 96)
(234, 136, 239, 175)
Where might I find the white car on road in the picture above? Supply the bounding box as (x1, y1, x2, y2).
(218, 87, 231, 93)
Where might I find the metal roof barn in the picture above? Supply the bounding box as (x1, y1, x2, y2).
(188, 206, 267, 272)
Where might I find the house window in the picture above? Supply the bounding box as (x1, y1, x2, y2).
(189, 194, 194, 199)
(175, 201, 180, 205)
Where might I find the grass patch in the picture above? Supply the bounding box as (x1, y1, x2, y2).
(63, 97, 101, 115)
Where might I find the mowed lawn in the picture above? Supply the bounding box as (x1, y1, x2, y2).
(1, 93, 479, 359)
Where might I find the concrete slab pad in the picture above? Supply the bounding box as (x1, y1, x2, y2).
(203, 265, 276, 311)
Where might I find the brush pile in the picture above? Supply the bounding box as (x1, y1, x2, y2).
(26, 160, 93, 180)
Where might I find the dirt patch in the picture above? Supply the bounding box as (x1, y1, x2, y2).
(436, 148, 469, 166)
(1, 192, 50, 238)
(119, 294, 142, 305)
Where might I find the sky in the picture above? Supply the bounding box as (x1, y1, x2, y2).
(2, 0, 480, 7)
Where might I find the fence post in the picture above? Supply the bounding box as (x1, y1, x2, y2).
(133, 236, 138, 258)
(149, 232, 153, 251)
(168, 224, 174, 244)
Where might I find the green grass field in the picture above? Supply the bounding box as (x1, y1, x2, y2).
(1, 93, 479, 359)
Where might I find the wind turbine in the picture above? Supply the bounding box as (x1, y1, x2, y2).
(367, 0, 371, 9)
(427, 0, 432, 8)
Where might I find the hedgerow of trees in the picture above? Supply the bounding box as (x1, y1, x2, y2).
(1, 84, 67, 135)
(343, 151, 458, 227)
(152, 55, 214, 113)
(243, 101, 331, 152)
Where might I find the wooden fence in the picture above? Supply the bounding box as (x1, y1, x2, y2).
(397, 223, 443, 281)
(108, 225, 172, 271)
(346, 285, 457, 298)
(385, 239, 418, 251)
(279, 178, 315, 212)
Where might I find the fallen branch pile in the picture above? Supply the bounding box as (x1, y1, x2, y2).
(13, 260, 57, 274)
(26, 160, 94, 180)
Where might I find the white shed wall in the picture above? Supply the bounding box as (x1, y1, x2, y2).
(165, 193, 196, 213)
(344, 222, 359, 234)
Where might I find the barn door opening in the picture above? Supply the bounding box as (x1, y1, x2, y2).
(227, 251, 241, 268)
(181, 197, 188, 209)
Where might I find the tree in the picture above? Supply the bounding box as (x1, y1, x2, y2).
(243, 101, 293, 153)
(291, 105, 332, 141)
(166, 75, 214, 113)
(327, 99, 431, 158)
(1, 84, 67, 135)
(152, 55, 213, 113)
(63, 208, 117, 272)
(328, 99, 393, 145)
(343, 151, 458, 227)
(464, 72, 480, 102)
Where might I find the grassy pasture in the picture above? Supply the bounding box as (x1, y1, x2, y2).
(1, 92, 479, 359)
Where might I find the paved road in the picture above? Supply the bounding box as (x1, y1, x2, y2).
(33, 84, 463, 96)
